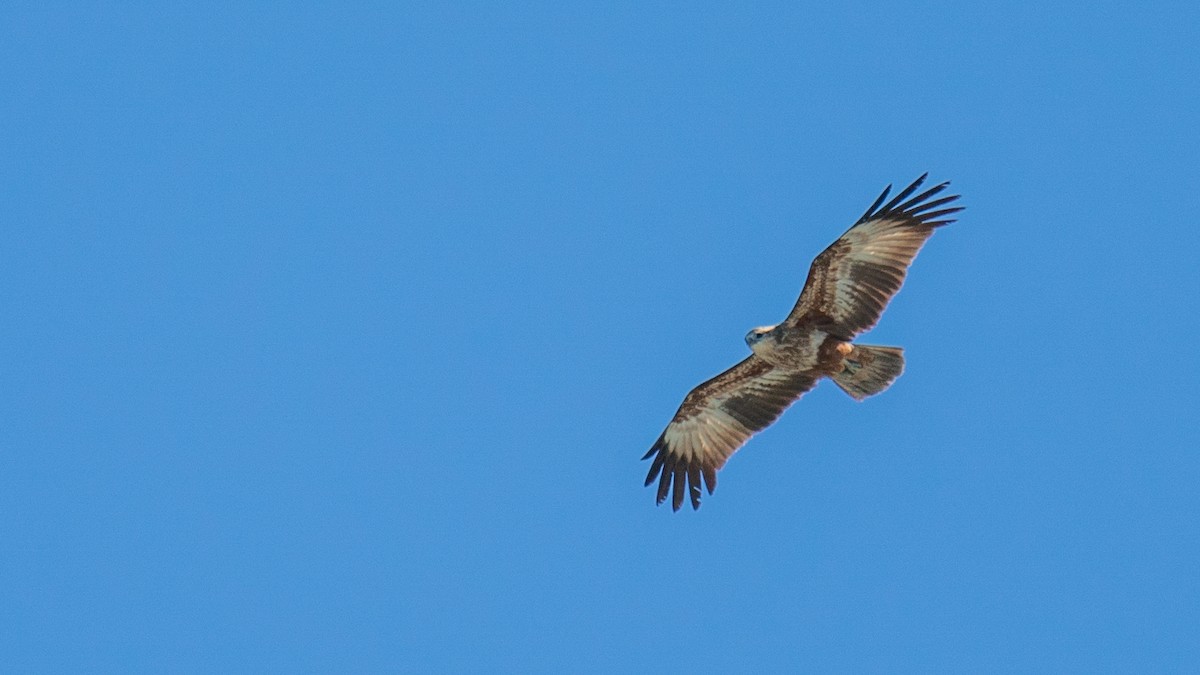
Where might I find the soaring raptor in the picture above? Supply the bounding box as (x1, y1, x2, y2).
(643, 174, 962, 510)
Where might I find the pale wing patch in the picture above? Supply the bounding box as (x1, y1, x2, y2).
(662, 408, 747, 463)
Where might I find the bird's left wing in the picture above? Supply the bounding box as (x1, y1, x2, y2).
(783, 174, 962, 338)
(643, 356, 818, 510)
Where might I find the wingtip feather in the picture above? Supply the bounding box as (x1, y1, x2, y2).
(878, 174, 929, 214)
(687, 465, 703, 510)
(656, 454, 674, 505)
(671, 465, 686, 511)
(857, 183, 892, 223)
(858, 174, 962, 227)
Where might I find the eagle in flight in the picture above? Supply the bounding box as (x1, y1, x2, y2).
(643, 174, 962, 510)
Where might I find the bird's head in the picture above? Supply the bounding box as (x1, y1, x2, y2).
(744, 325, 777, 350)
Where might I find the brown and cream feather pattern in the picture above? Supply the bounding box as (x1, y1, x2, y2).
(642, 357, 818, 511)
(785, 176, 961, 337)
(642, 174, 962, 511)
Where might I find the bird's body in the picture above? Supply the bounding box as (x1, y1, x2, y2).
(747, 324, 839, 371)
(643, 174, 962, 510)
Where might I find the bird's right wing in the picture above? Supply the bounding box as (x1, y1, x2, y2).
(642, 356, 818, 511)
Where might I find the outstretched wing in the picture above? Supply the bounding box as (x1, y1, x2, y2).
(784, 174, 962, 337)
(643, 356, 818, 511)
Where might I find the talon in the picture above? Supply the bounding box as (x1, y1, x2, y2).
(836, 342, 854, 356)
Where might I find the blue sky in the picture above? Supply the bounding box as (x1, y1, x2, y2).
(4, 2, 1199, 672)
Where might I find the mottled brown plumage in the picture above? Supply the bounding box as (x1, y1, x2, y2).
(643, 174, 962, 510)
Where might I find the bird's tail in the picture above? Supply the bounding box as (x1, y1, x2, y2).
(831, 344, 905, 401)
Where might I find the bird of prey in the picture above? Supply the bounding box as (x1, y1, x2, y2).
(643, 174, 962, 510)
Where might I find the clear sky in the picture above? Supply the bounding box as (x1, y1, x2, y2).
(4, 2, 1199, 672)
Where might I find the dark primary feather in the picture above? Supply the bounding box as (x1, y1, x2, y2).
(856, 173, 963, 227)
